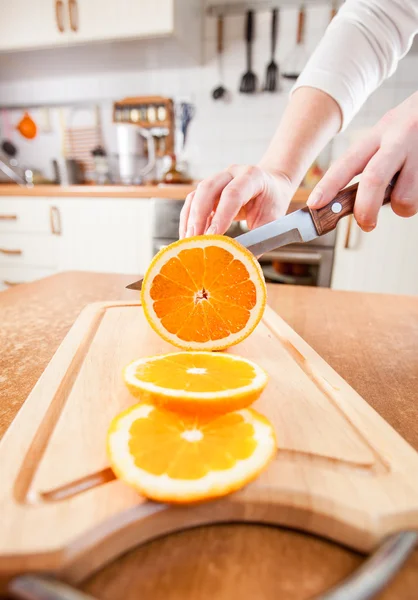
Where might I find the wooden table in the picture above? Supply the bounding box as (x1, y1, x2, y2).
(1, 272, 417, 600)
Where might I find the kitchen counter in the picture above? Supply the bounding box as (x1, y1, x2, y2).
(0, 184, 311, 203)
(0, 183, 197, 199)
(1, 272, 417, 599)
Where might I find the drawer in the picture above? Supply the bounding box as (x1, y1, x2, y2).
(0, 265, 57, 291)
(0, 199, 62, 234)
(0, 233, 61, 268)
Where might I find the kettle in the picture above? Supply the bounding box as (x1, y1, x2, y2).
(116, 124, 156, 185)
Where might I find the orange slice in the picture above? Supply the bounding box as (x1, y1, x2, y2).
(123, 351, 268, 414)
(141, 235, 267, 350)
(107, 402, 276, 504)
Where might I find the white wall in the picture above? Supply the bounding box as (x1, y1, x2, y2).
(0, 1, 417, 181)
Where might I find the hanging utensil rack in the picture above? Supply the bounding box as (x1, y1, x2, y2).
(207, 1, 339, 16)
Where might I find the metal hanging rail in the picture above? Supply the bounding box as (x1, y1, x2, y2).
(206, 1, 338, 16)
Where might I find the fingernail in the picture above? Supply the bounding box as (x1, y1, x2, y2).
(362, 224, 376, 232)
(307, 189, 323, 207)
(186, 225, 195, 238)
(206, 223, 218, 235)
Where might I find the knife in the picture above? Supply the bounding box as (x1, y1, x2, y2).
(126, 173, 399, 291)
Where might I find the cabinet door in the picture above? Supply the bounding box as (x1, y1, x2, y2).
(0, 0, 69, 51)
(67, 0, 173, 44)
(331, 206, 418, 295)
(58, 198, 154, 275)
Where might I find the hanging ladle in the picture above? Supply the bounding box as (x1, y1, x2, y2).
(212, 15, 228, 100)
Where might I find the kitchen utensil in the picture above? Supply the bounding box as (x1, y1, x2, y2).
(63, 106, 104, 180)
(115, 123, 156, 184)
(16, 112, 37, 140)
(162, 153, 192, 184)
(235, 173, 399, 257)
(1, 140, 17, 158)
(177, 102, 195, 150)
(1, 300, 418, 596)
(282, 6, 307, 80)
(263, 9, 279, 92)
(212, 15, 228, 100)
(239, 11, 257, 94)
(64, 159, 85, 185)
(91, 145, 110, 185)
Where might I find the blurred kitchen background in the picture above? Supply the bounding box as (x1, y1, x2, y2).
(1, 0, 417, 294)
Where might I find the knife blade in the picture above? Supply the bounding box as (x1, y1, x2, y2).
(232, 172, 398, 256)
(126, 278, 143, 291)
(126, 173, 399, 290)
(235, 207, 317, 256)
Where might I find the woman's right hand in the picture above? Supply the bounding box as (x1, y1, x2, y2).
(179, 165, 295, 238)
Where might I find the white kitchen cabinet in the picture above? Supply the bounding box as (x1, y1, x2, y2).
(56, 198, 154, 275)
(331, 206, 418, 295)
(0, 0, 70, 51)
(0, 0, 201, 55)
(0, 196, 63, 290)
(0, 196, 154, 289)
(69, 0, 173, 44)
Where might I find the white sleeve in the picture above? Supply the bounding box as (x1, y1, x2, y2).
(292, 0, 418, 130)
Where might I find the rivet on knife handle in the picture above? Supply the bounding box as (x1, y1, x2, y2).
(309, 172, 400, 236)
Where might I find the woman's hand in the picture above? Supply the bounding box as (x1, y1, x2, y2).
(179, 165, 294, 238)
(307, 92, 418, 231)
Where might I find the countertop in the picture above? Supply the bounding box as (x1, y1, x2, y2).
(1, 272, 418, 599)
(0, 183, 197, 199)
(0, 183, 311, 203)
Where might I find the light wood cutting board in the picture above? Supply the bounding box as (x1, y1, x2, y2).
(1, 301, 418, 588)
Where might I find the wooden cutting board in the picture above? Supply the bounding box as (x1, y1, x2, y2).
(1, 301, 418, 588)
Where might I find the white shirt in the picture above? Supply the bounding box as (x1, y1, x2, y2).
(293, 0, 418, 130)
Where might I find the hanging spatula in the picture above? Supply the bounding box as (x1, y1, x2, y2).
(282, 5, 307, 80)
(264, 9, 279, 92)
(239, 11, 257, 94)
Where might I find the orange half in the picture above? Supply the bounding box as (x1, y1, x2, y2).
(141, 235, 267, 350)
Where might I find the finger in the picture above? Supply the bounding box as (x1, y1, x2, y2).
(179, 191, 194, 238)
(307, 133, 380, 209)
(354, 146, 406, 231)
(209, 166, 263, 234)
(188, 171, 233, 235)
(391, 159, 418, 218)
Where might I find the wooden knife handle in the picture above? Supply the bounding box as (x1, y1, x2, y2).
(309, 172, 400, 236)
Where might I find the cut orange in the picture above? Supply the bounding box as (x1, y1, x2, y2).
(107, 402, 276, 504)
(141, 235, 267, 350)
(123, 351, 268, 414)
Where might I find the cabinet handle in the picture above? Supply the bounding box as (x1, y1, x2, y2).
(0, 214, 18, 221)
(0, 248, 22, 256)
(68, 0, 79, 32)
(3, 280, 23, 287)
(55, 0, 65, 32)
(50, 206, 62, 236)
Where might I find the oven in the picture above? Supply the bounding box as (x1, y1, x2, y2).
(152, 198, 336, 287)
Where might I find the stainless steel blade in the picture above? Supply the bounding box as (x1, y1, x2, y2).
(235, 207, 318, 255)
(126, 278, 143, 290)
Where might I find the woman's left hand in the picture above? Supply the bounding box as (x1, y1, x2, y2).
(307, 92, 418, 231)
